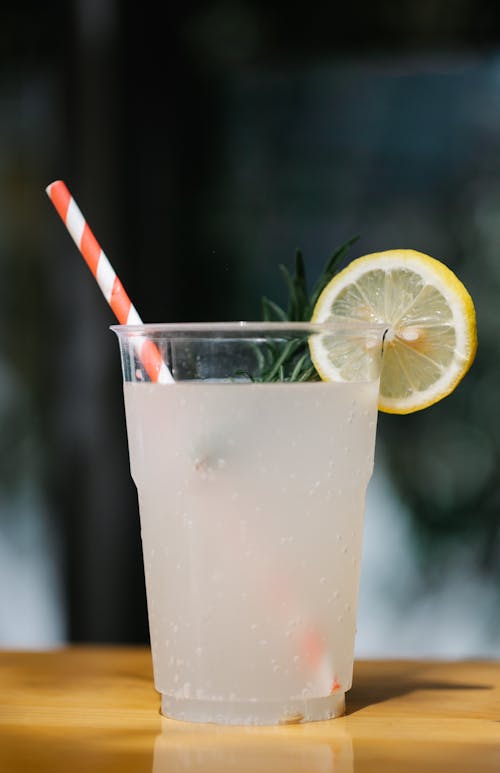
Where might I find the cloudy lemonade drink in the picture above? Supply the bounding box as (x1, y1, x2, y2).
(45, 183, 477, 725)
(111, 252, 476, 726)
(115, 322, 383, 725)
(125, 380, 378, 723)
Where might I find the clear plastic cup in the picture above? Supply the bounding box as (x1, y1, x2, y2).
(112, 322, 383, 725)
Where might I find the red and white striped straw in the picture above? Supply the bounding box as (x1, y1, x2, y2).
(45, 180, 173, 383)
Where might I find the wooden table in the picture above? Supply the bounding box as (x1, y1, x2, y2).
(0, 648, 498, 772)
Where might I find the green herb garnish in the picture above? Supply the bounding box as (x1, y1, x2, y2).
(257, 236, 359, 382)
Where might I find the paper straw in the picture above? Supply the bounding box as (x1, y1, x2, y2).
(45, 180, 173, 383)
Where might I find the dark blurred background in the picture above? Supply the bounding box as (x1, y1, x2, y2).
(1, 1, 499, 655)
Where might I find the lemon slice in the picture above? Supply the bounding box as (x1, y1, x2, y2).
(310, 249, 477, 414)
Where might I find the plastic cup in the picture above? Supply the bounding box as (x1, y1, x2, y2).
(112, 321, 383, 725)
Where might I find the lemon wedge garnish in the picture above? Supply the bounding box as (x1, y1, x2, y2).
(310, 249, 477, 414)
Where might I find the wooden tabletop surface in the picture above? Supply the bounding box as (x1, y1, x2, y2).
(0, 647, 498, 772)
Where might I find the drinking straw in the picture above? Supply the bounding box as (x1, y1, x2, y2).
(45, 180, 173, 383)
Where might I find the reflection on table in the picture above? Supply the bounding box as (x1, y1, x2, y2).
(153, 715, 353, 773)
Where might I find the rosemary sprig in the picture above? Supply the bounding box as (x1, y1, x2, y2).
(258, 236, 359, 382)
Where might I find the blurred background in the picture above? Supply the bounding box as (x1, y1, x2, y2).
(1, 0, 499, 656)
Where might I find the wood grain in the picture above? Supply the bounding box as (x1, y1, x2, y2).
(0, 648, 498, 772)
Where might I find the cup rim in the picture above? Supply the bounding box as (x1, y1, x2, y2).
(111, 320, 388, 336)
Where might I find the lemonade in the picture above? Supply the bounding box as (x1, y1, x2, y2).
(124, 377, 379, 724)
(111, 251, 476, 725)
(46, 179, 478, 726)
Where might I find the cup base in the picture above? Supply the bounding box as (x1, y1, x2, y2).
(160, 692, 345, 726)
